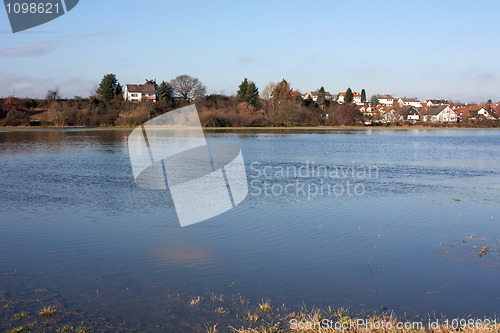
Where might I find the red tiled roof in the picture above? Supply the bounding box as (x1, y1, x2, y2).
(490, 104, 500, 117)
(339, 92, 361, 97)
(454, 105, 480, 117)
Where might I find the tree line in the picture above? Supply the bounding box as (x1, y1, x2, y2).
(0, 74, 498, 128)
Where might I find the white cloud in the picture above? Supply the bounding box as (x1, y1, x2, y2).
(0, 40, 58, 57)
(0, 74, 95, 99)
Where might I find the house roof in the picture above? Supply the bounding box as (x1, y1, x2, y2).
(126, 84, 156, 94)
(421, 105, 450, 115)
(490, 104, 500, 118)
(375, 94, 393, 99)
(454, 104, 480, 117)
(400, 97, 420, 103)
(401, 105, 420, 115)
(427, 99, 449, 105)
(364, 106, 379, 113)
(338, 92, 361, 97)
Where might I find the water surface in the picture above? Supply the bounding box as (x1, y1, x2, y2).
(0, 128, 499, 330)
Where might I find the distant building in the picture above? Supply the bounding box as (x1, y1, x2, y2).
(337, 91, 363, 105)
(375, 94, 394, 106)
(302, 90, 333, 102)
(290, 91, 302, 99)
(124, 84, 157, 102)
(424, 99, 450, 107)
(490, 103, 500, 118)
(360, 105, 379, 116)
(477, 107, 496, 120)
(379, 108, 403, 124)
(401, 105, 420, 123)
(421, 105, 457, 123)
(453, 105, 496, 120)
(398, 97, 422, 108)
(453, 105, 479, 118)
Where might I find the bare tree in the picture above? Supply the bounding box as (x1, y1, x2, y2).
(170, 75, 206, 101)
(261, 82, 276, 100)
(46, 87, 61, 100)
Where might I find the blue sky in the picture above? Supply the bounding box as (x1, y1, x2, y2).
(1, 0, 499, 102)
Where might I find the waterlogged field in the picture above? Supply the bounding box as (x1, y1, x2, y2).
(0, 128, 499, 332)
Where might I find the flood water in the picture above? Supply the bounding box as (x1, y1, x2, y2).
(0, 128, 499, 331)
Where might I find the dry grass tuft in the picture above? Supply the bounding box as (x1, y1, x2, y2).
(39, 305, 56, 317)
(204, 323, 218, 333)
(258, 300, 271, 313)
(246, 312, 260, 322)
(190, 296, 202, 306)
(210, 293, 224, 303)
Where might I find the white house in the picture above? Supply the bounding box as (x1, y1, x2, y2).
(401, 106, 420, 124)
(425, 99, 449, 107)
(398, 97, 422, 108)
(337, 92, 363, 105)
(361, 105, 379, 116)
(302, 91, 333, 102)
(380, 108, 403, 124)
(124, 84, 157, 102)
(353, 92, 363, 105)
(477, 107, 496, 120)
(337, 92, 345, 103)
(375, 94, 394, 106)
(421, 105, 457, 123)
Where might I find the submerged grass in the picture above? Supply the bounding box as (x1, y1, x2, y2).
(39, 305, 56, 317)
(258, 300, 272, 314)
(1, 289, 498, 332)
(227, 308, 500, 333)
(191, 296, 203, 306)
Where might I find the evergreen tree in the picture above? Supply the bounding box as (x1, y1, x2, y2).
(345, 88, 354, 104)
(237, 78, 260, 107)
(97, 74, 120, 100)
(115, 83, 123, 96)
(245, 81, 259, 107)
(361, 89, 366, 102)
(157, 81, 173, 101)
(370, 95, 379, 106)
(237, 78, 249, 101)
(317, 86, 326, 108)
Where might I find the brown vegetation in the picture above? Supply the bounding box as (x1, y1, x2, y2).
(0, 94, 498, 128)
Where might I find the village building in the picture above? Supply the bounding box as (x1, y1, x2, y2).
(421, 105, 457, 123)
(453, 105, 497, 120)
(477, 107, 496, 120)
(123, 84, 157, 102)
(400, 106, 421, 124)
(290, 91, 302, 100)
(375, 94, 394, 106)
(337, 92, 364, 105)
(302, 91, 333, 102)
(398, 97, 422, 108)
(424, 99, 450, 107)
